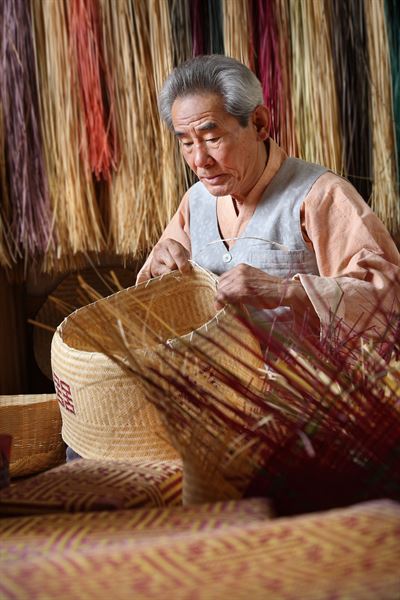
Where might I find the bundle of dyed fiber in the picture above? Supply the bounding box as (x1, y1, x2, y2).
(385, 0, 400, 188)
(0, 104, 11, 268)
(222, 0, 253, 70)
(254, 0, 282, 141)
(0, 0, 53, 265)
(101, 0, 186, 256)
(169, 0, 192, 67)
(365, 0, 400, 237)
(289, 0, 342, 172)
(254, 0, 297, 154)
(68, 0, 118, 181)
(31, 0, 104, 271)
(74, 265, 400, 514)
(274, 0, 297, 156)
(327, 0, 372, 201)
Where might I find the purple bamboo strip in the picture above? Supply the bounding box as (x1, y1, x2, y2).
(0, 0, 53, 260)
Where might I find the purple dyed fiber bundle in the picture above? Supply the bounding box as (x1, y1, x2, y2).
(0, 0, 53, 260)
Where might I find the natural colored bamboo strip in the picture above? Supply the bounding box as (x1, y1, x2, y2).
(31, 0, 104, 271)
(222, 0, 252, 70)
(100, 0, 186, 256)
(365, 0, 399, 237)
(289, 0, 342, 172)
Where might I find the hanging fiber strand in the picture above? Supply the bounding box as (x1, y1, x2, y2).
(169, 0, 192, 66)
(275, 0, 297, 156)
(255, 0, 284, 145)
(222, 0, 253, 70)
(190, 0, 205, 56)
(289, 0, 342, 172)
(207, 0, 224, 55)
(0, 102, 12, 268)
(31, 0, 104, 271)
(364, 0, 399, 238)
(327, 0, 372, 201)
(0, 0, 53, 265)
(149, 0, 189, 222)
(101, 0, 186, 256)
(385, 0, 400, 193)
(68, 0, 118, 182)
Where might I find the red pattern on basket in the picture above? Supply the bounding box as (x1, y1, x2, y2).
(53, 373, 75, 414)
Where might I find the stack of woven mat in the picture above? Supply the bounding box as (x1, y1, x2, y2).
(1, 266, 399, 598)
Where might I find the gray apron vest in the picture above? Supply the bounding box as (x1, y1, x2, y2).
(189, 156, 327, 328)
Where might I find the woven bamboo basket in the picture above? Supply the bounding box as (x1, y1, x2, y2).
(51, 264, 264, 499)
(0, 394, 65, 477)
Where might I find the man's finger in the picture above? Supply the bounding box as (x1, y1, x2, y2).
(168, 243, 191, 273)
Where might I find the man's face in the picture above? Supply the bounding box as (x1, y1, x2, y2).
(171, 93, 268, 199)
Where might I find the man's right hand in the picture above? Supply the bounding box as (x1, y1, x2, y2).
(136, 238, 191, 284)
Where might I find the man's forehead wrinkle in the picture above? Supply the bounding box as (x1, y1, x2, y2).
(196, 121, 218, 132)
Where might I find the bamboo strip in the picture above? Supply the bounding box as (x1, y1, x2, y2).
(289, 0, 342, 172)
(365, 0, 400, 237)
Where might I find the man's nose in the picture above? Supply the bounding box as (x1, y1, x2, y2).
(193, 143, 213, 169)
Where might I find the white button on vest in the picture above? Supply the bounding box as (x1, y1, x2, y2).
(222, 252, 232, 263)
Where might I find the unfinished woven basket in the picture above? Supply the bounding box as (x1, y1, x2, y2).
(0, 394, 65, 477)
(51, 264, 264, 498)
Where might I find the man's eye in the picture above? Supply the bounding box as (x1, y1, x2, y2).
(205, 137, 220, 143)
(181, 141, 193, 147)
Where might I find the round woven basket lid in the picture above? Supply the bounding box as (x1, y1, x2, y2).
(0, 394, 65, 478)
(51, 263, 263, 464)
(34, 266, 137, 380)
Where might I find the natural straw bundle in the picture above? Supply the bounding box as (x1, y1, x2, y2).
(289, 0, 343, 172)
(31, 0, 104, 271)
(100, 0, 186, 257)
(365, 0, 400, 238)
(222, 0, 253, 70)
(0, 0, 53, 265)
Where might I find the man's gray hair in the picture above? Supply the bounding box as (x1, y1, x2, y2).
(159, 55, 264, 130)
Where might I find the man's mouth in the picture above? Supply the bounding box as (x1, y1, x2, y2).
(200, 174, 227, 183)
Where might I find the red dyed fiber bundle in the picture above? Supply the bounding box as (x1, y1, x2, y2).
(255, 0, 283, 142)
(69, 0, 118, 181)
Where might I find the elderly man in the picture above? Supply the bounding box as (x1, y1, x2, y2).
(137, 54, 400, 340)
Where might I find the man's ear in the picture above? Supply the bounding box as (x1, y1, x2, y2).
(252, 105, 270, 140)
